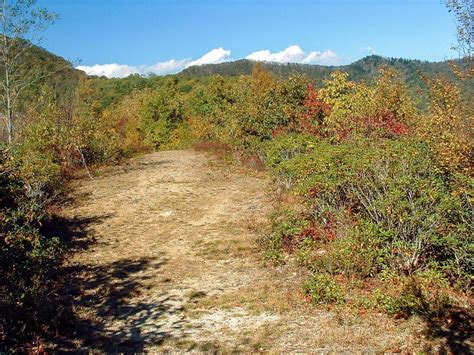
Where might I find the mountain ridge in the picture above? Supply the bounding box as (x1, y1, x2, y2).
(179, 55, 459, 83)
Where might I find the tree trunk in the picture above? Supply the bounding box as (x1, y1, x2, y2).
(2, 0, 12, 145)
(6, 93, 12, 145)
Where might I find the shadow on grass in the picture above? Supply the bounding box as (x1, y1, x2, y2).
(423, 308, 473, 354)
(56, 257, 180, 352)
(41, 214, 184, 352)
(42, 213, 110, 251)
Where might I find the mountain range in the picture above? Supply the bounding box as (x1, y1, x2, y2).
(4, 43, 470, 110)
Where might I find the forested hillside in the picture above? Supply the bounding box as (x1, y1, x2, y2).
(180, 55, 454, 82)
(180, 55, 468, 88)
(179, 55, 472, 108)
(0, 42, 84, 107)
(14, 41, 467, 110)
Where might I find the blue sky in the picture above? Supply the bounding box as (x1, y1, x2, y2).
(41, 0, 458, 77)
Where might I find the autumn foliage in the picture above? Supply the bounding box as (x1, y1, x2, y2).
(2, 60, 472, 349)
(296, 85, 331, 136)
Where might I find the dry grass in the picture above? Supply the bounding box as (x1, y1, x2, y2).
(56, 149, 449, 352)
(194, 236, 255, 259)
(190, 279, 304, 316)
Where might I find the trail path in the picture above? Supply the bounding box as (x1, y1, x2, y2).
(58, 150, 428, 352)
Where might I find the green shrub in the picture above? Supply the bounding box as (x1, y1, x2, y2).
(265, 132, 472, 318)
(140, 81, 184, 149)
(275, 137, 473, 284)
(380, 272, 452, 318)
(261, 208, 308, 262)
(308, 220, 388, 277)
(9, 123, 64, 216)
(0, 154, 64, 349)
(302, 273, 345, 305)
(264, 133, 318, 169)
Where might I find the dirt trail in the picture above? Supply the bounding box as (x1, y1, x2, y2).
(58, 150, 430, 352)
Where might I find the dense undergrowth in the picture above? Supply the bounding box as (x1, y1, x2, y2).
(1, 57, 472, 349)
(99, 63, 473, 335)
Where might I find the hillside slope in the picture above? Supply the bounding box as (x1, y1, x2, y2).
(179, 55, 457, 83)
(0, 41, 85, 113)
(179, 56, 472, 107)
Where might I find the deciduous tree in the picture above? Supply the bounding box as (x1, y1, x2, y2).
(0, 0, 57, 144)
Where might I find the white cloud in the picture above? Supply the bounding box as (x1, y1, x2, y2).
(76, 45, 342, 78)
(76, 47, 231, 78)
(144, 59, 190, 75)
(187, 47, 231, 67)
(246, 45, 340, 65)
(76, 63, 138, 78)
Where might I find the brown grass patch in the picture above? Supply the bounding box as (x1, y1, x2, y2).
(194, 236, 255, 259)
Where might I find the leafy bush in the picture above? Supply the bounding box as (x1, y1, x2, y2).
(265, 133, 472, 316)
(308, 221, 388, 278)
(287, 138, 469, 279)
(302, 274, 345, 305)
(264, 133, 318, 169)
(317, 69, 417, 140)
(72, 78, 121, 164)
(189, 75, 235, 132)
(140, 81, 184, 149)
(261, 208, 308, 261)
(0, 80, 125, 350)
(417, 77, 473, 175)
(375, 271, 452, 319)
(102, 90, 151, 155)
(0, 153, 64, 349)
